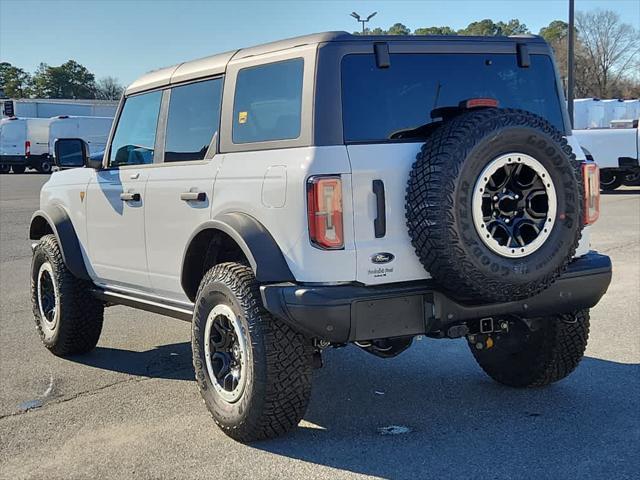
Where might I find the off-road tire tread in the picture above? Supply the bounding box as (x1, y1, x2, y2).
(406, 108, 583, 302)
(193, 262, 312, 442)
(31, 234, 104, 355)
(472, 310, 590, 387)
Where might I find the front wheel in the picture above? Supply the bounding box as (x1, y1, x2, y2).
(0, 164, 10, 174)
(31, 234, 104, 355)
(192, 262, 312, 442)
(470, 310, 590, 387)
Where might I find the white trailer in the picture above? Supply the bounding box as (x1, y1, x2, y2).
(0, 117, 53, 173)
(48, 116, 113, 157)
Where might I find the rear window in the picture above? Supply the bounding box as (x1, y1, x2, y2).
(341, 53, 565, 143)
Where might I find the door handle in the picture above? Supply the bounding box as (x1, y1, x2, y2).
(180, 191, 207, 202)
(373, 179, 386, 238)
(120, 192, 141, 202)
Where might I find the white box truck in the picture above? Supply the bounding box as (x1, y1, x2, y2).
(0, 117, 52, 173)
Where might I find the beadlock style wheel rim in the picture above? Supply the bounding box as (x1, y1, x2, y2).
(472, 153, 557, 258)
(37, 262, 59, 335)
(204, 304, 248, 403)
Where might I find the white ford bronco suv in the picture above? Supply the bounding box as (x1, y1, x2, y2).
(30, 32, 611, 442)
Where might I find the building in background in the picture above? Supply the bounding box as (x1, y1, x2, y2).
(1, 98, 118, 119)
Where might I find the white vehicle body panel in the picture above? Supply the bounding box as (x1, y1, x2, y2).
(347, 143, 431, 285)
(144, 160, 220, 301)
(85, 168, 151, 291)
(48, 116, 113, 155)
(38, 167, 93, 269)
(573, 128, 639, 169)
(214, 146, 356, 285)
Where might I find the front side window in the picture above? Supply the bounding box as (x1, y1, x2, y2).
(233, 58, 303, 144)
(109, 90, 161, 167)
(165, 78, 223, 162)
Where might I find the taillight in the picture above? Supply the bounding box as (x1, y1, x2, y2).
(25, 140, 31, 157)
(582, 162, 600, 225)
(307, 176, 344, 249)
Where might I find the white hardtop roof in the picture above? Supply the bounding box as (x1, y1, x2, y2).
(125, 31, 350, 95)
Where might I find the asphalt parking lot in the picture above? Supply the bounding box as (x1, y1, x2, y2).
(0, 173, 638, 480)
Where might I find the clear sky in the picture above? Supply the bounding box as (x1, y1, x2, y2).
(1, 0, 638, 86)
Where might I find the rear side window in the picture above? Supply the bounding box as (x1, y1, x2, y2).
(109, 91, 161, 166)
(165, 78, 223, 162)
(341, 53, 565, 142)
(233, 58, 303, 144)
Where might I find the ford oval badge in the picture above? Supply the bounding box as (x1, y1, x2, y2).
(371, 252, 395, 264)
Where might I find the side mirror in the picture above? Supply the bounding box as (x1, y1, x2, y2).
(53, 138, 102, 169)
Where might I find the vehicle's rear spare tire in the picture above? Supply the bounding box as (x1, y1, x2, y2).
(406, 108, 583, 303)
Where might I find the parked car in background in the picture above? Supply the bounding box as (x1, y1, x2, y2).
(0, 115, 113, 174)
(0, 117, 52, 173)
(574, 118, 639, 190)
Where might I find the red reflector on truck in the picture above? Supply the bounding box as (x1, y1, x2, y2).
(307, 176, 344, 250)
(25, 140, 31, 157)
(582, 162, 600, 225)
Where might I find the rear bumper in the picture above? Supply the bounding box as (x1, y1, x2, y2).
(261, 251, 612, 343)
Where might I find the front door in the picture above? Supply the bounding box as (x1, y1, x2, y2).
(85, 89, 162, 291)
(86, 168, 150, 289)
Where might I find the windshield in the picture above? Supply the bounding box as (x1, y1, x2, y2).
(341, 53, 565, 143)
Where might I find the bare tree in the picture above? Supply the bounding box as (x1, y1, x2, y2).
(576, 9, 640, 97)
(96, 76, 124, 100)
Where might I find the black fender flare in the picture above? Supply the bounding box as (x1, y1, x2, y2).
(181, 212, 295, 298)
(29, 206, 90, 280)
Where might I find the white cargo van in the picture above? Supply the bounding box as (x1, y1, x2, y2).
(48, 116, 113, 157)
(0, 117, 52, 173)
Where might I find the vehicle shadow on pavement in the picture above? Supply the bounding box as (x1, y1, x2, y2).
(68, 342, 194, 381)
(256, 340, 640, 479)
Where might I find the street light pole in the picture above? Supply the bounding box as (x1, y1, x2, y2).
(350, 11, 377, 35)
(567, 0, 575, 127)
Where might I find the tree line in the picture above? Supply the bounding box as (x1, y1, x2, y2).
(2, 9, 637, 101)
(0, 60, 123, 100)
(356, 9, 639, 98)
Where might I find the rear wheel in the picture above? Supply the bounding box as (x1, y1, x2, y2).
(623, 171, 640, 186)
(470, 310, 590, 387)
(0, 164, 10, 174)
(38, 160, 53, 174)
(31, 234, 104, 355)
(192, 262, 312, 442)
(11, 165, 26, 174)
(600, 170, 623, 191)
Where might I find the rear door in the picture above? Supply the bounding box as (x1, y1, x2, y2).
(0, 119, 25, 157)
(145, 78, 223, 301)
(342, 51, 568, 285)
